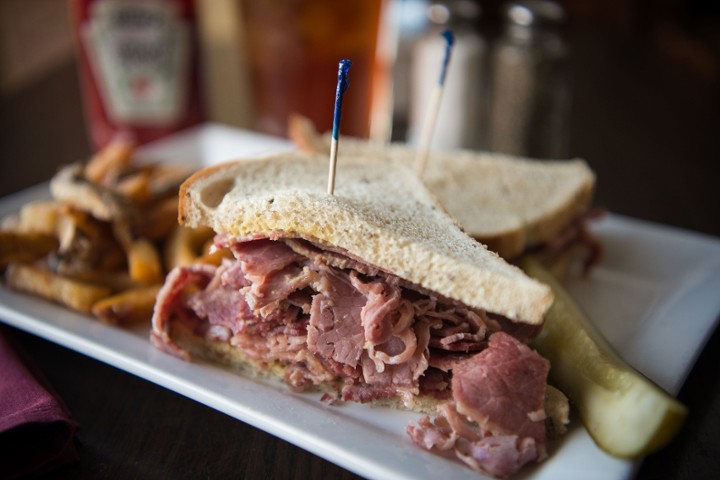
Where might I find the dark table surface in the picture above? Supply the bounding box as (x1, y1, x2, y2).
(1, 25, 720, 480)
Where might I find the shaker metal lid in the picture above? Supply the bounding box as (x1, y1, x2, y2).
(504, 0, 565, 28)
(427, 0, 481, 26)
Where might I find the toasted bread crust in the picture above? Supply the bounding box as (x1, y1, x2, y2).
(178, 153, 552, 324)
(178, 160, 234, 226)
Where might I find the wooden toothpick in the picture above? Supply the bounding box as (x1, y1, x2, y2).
(328, 58, 352, 195)
(414, 30, 455, 177)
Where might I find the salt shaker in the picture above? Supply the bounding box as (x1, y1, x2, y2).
(487, 0, 570, 159)
(408, 0, 486, 150)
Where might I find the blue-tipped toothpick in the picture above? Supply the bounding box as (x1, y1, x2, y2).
(328, 58, 352, 195)
(414, 29, 455, 176)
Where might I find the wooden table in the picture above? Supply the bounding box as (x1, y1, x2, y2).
(1, 27, 719, 479)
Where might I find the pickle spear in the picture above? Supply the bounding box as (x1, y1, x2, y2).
(520, 257, 687, 459)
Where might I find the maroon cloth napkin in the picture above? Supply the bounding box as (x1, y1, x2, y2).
(0, 329, 80, 478)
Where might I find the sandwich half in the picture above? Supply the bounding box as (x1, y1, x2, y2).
(290, 114, 600, 272)
(151, 152, 567, 478)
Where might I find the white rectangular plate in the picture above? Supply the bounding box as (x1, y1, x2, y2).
(2, 124, 720, 480)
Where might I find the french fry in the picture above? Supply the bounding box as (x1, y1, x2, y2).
(51, 163, 134, 222)
(18, 201, 60, 234)
(132, 196, 179, 241)
(55, 206, 126, 274)
(194, 239, 232, 266)
(128, 238, 164, 284)
(111, 220, 133, 250)
(115, 168, 152, 203)
(0, 231, 59, 269)
(91, 284, 161, 325)
(3, 135, 197, 328)
(5, 263, 112, 313)
(147, 164, 191, 199)
(56, 205, 98, 251)
(66, 270, 138, 293)
(163, 225, 197, 270)
(163, 225, 215, 270)
(84, 136, 135, 185)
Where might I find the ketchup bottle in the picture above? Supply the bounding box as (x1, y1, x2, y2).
(70, 0, 204, 150)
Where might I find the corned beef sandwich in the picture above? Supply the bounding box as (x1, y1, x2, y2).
(150, 153, 569, 478)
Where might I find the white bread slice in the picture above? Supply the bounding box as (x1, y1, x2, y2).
(288, 114, 595, 259)
(178, 152, 553, 324)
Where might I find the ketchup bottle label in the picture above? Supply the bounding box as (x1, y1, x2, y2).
(81, 0, 190, 125)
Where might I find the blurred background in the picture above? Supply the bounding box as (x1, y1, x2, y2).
(1, 0, 719, 236)
(1, 2, 720, 478)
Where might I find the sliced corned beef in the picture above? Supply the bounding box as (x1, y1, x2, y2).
(151, 236, 558, 479)
(307, 267, 366, 367)
(351, 274, 402, 344)
(408, 332, 550, 478)
(151, 263, 216, 360)
(453, 332, 549, 444)
(231, 238, 305, 278)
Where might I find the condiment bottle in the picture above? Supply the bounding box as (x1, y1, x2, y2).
(487, 0, 570, 159)
(70, 0, 204, 150)
(407, 0, 486, 150)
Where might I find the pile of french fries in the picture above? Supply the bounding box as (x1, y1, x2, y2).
(0, 137, 230, 325)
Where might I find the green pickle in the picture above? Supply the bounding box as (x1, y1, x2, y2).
(520, 257, 687, 459)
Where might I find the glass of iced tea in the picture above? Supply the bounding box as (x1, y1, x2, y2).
(240, 0, 386, 139)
